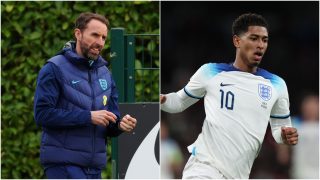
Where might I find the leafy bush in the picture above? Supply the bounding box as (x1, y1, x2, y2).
(134, 35, 159, 102)
(1, 1, 159, 178)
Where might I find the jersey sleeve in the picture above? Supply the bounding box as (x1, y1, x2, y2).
(184, 63, 218, 99)
(161, 90, 200, 113)
(270, 76, 292, 143)
(270, 76, 291, 118)
(161, 63, 219, 113)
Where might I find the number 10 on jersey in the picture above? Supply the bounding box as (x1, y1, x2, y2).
(220, 89, 234, 110)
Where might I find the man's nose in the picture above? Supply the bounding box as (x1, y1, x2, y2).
(96, 37, 105, 46)
(257, 39, 265, 49)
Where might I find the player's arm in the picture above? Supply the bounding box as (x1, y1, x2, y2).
(161, 64, 212, 113)
(161, 90, 200, 113)
(270, 114, 298, 145)
(270, 77, 298, 145)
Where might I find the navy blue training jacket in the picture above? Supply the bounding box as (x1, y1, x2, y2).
(34, 42, 123, 169)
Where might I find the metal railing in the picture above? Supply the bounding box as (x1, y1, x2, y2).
(110, 28, 159, 178)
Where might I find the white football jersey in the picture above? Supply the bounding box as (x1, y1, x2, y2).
(162, 63, 292, 178)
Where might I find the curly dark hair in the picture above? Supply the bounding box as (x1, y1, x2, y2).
(232, 13, 269, 36)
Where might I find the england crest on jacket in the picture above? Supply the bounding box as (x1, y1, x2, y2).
(99, 79, 108, 91)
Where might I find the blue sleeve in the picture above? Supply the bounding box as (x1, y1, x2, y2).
(106, 77, 123, 137)
(33, 63, 91, 128)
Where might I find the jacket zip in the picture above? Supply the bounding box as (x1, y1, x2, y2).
(88, 69, 96, 167)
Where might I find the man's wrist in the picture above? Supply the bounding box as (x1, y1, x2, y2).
(117, 120, 124, 131)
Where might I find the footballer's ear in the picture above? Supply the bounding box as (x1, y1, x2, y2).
(74, 28, 82, 41)
(233, 35, 241, 48)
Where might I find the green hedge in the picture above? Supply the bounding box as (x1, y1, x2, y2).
(1, 1, 159, 178)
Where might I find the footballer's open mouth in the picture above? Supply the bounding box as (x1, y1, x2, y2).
(253, 51, 263, 61)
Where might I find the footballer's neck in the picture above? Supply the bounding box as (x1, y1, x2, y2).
(233, 57, 258, 74)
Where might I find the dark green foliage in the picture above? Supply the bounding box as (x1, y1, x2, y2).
(135, 35, 159, 102)
(1, 1, 159, 178)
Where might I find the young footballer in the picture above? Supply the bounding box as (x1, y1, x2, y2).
(161, 13, 298, 179)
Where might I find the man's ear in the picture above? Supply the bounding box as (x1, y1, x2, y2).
(74, 28, 82, 41)
(233, 35, 241, 48)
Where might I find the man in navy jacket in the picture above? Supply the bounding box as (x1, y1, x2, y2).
(34, 12, 137, 179)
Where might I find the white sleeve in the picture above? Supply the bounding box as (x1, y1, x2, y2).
(161, 64, 214, 113)
(184, 63, 213, 98)
(270, 116, 292, 144)
(161, 89, 199, 113)
(270, 78, 292, 144)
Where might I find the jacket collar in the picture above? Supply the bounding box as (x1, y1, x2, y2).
(57, 41, 108, 69)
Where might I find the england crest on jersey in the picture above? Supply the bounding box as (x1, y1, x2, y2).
(258, 84, 272, 101)
(99, 79, 108, 91)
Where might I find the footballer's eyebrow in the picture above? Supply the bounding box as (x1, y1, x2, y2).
(249, 34, 268, 39)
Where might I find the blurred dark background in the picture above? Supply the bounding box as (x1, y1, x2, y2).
(161, 1, 319, 179)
